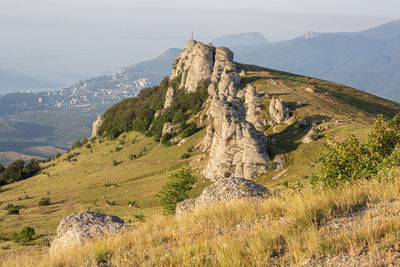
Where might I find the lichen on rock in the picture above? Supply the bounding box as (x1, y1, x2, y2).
(176, 177, 270, 216)
(50, 211, 131, 253)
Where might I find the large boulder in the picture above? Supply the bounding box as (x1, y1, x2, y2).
(176, 177, 270, 216)
(50, 211, 130, 253)
(269, 97, 290, 124)
(91, 114, 104, 137)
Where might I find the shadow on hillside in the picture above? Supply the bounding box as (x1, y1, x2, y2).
(268, 114, 331, 158)
(269, 93, 290, 97)
(286, 102, 309, 112)
(0, 187, 11, 194)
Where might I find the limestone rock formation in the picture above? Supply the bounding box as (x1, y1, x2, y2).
(211, 47, 234, 83)
(303, 127, 319, 143)
(269, 97, 290, 123)
(164, 87, 175, 109)
(170, 40, 270, 180)
(244, 84, 263, 130)
(91, 115, 104, 137)
(203, 63, 270, 180)
(170, 40, 215, 93)
(162, 122, 179, 136)
(176, 177, 270, 216)
(50, 211, 130, 253)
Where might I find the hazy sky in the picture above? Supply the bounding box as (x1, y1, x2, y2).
(1, 0, 399, 87)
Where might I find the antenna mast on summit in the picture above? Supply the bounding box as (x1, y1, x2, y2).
(191, 29, 194, 40)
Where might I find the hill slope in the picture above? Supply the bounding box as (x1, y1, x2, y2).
(0, 41, 399, 264)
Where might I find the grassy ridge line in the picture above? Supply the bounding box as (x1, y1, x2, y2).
(0, 129, 208, 254)
(4, 168, 400, 266)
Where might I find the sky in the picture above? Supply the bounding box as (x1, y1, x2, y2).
(0, 0, 399, 89)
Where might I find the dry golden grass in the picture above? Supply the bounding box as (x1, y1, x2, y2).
(3, 168, 400, 267)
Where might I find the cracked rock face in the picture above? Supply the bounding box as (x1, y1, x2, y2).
(171, 40, 215, 93)
(176, 177, 270, 216)
(164, 87, 175, 109)
(269, 97, 290, 123)
(91, 114, 104, 137)
(244, 84, 264, 131)
(171, 40, 270, 180)
(50, 211, 130, 253)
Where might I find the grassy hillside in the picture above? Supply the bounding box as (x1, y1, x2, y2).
(0, 66, 399, 263)
(5, 168, 400, 266)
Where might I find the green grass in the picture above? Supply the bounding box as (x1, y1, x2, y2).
(0, 66, 399, 257)
(0, 129, 208, 254)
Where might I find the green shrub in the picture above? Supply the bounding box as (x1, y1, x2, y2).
(156, 168, 196, 214)
(160, 133, 172, 146)
(38, 197, 51, 207)
(85, 143, 91, 149)
(180, 153, 190, 159)
(71, 140, 82, 149)
(224, 171, 231, 178)
(129, 154, 137, 160)
(106, 200, 116, 206)
(6, 204, 25, 215)
(132, 213, 145, 222)
(112, 160, 118, 166)
(310, 114, 400, 187)
(181, 123, 197, 138)
(13, 227, 35, 242)
(94, 250, 112, 265)
(115, 146, 121, 152)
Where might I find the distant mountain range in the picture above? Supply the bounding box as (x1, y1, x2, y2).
(1, 21, 399, 165)
(0, 68, 58, 94)
(211, 32, 268, 47)
(224, 20, 400, 102)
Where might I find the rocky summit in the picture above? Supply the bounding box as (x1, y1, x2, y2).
(170, 40, 270, 180)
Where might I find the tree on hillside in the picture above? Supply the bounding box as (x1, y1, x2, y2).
(0, 159, 41, 186)
(157, 168, 196, 214)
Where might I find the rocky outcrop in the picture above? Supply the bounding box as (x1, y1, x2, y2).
(211, 47, 233, 83)
(244, 84, 263, 130)
(91, 115, 104, 137)
(170, 40, 270, 180)
(170, 40, 215, 93)
(203, 63, 270, 180)
(164, 87, 175, 109)
(176, 177, 270, 216)
(50, 211, 130, 253)
(303, 127, 319, 143)
(269, 97, 290, 124)
(162, 122, 179, 136)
